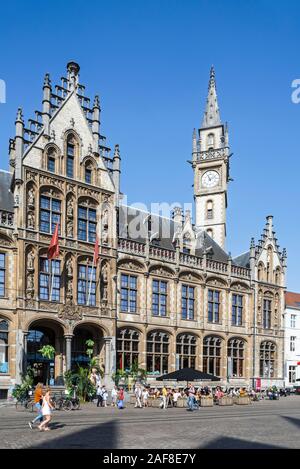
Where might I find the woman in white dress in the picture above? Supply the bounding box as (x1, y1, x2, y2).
(38, 388, 54, 431)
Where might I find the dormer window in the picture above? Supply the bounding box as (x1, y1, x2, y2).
(46, 148, 57, 173)
(183, 236, 191, 254)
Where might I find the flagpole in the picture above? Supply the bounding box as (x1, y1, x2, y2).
(49, 262, 55, 302)
(87, 259, 95, 306)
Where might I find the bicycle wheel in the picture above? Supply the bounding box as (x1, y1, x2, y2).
(63, 400, 72, 411)
(15, 400, 24, 411)
(73, 399, 80, 410)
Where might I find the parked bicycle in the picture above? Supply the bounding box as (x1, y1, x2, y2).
(15, 396, 34, 412)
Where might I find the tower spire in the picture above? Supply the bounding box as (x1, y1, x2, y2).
(201, 66, 221, 128)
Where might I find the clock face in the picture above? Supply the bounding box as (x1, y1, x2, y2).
(201, 170, 220, 188)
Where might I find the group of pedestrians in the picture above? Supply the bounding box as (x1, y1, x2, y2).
(95, 384, 125, 409)
(28, 383, 54, 431)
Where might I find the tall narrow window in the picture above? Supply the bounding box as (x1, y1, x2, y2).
(181, 285, 195, 320)
(208, 289, 220, 323)
(39, 258, 61, 302)
(0, 320, 9, 373)
(117, 329, 139, 371)
(176, 334, 197, 369)
(227, 339, 245, 377)
(203, 336, 222, 377)
(290, 336, 296, 352)
(260, 341, 276, 378)
(291, 315, 296, 328)
(263, 299, 272, 329)
(121, 274, 137, 313)
(206, 201, 213, 220)
(77, 264, 96, 306)
(67, 139, 75, 178)
(289, 365, 296, 384)
(146, 331, 169, 374)
(47, 156, 55, 172)
(0, 254, 5, 297)
(207, 133, 215, 150)
(207, 228, 213, 239)
(152, 280, 167, 317)
(232, 294, 243, 326)
(85, 166, 92, 184)
(78, 206, 97, 242)
(40, 196, 61, 234)
(182, 237, 191, 254)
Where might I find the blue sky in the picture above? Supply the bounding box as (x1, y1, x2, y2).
(0, 0, 299, 291)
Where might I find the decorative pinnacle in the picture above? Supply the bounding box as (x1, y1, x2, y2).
(93, 95, 100, 108)
(16, 107, 24, 123)
(43, 73, 51, 87)
(250, 237, 255, 249)
(113, 144, 120, 158)
(208, 65, 216, 89)
(282, 248, 287, 258)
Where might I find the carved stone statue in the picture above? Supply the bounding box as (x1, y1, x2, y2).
(66, 257, 73, 277)
(101, 263, 108, 283)
(27, 212, 35, 229)
(27, 187, 35, 206)
(102, 229, 108, 244)
(67, 198, 74, 217)
(27, 274, 34, 290)
(102, 210, 108, 227)
(67, 220, 73, 237)
(27, 251, 35, 271)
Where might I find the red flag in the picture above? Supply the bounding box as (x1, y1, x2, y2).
(93, 235, 99, 265)
(47, 223, 60, 260)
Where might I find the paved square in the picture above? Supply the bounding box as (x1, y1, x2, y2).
(1, 396, 300, 449)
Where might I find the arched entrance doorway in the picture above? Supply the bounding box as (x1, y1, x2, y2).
(27, 320, 64, 385)
(71, 324, 104, 372)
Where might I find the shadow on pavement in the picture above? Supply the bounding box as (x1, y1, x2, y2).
(281, 416, 300, 429)
(31, 419, 118, 449)
(201, 437, 285, 449)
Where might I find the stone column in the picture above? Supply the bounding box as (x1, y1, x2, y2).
(104, 337, 114, 389)
(64, 335, 73, 372)
(23, 331, 29, 374)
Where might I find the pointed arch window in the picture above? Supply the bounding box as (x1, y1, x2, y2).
(207, 228, 213, 239)
(40, 195, 61, 234)
(275, 268, 281, 285)
(263, 298, 272, 329)
(77, 261, 96, 306)
(257, 262, 264, 281)
(47, 148, 56, 173)
(85, 164, 92, 184)
(66, 135, 76, 178)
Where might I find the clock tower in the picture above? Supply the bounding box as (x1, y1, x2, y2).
(191, 66, 230, 249)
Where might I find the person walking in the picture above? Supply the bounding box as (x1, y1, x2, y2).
(102, 386, 108, 407)
(142, 387, 149, 407)
(134, 384, 142, 408)
(38, 388, 53, 431)
(187, 383, 196, 411)
(96, 385, 104, 407)
(160, 386, 168, 409)
(111, 385, 118, 407)
(28, 383, 43, 429)
(117, 387, 125, 409)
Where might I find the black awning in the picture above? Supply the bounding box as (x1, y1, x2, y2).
(156, 367, 220, 382)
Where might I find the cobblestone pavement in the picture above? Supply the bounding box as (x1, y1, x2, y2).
(0, 396, 300, 449)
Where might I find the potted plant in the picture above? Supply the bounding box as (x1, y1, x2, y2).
(38, 345, 56, 385)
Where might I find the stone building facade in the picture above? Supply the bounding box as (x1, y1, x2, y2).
(0, 62, 286, 397)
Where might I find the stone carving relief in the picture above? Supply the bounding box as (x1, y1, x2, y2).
(101, 262, 109, 302)
(150, 266, 173, 278)
(206, 278, 226, 288)
(119, 261, 143, 272)
(27, 211, 35, 229)
(26, 249, 35, 299)
(66, 196, 74, 238)
(27, 187, 35, 207)
(58, 302, 82, 321)
(65, 256, 74, 304)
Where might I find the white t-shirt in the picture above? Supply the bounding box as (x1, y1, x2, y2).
(173, 392, 181, 402)
(142, 390, 149, 400)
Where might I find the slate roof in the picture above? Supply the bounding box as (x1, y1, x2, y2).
(119, 205, 230, 263)
(232, 251, 250, 268)
(285, 291, 300, 309)
(0, 170, 14, 212)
